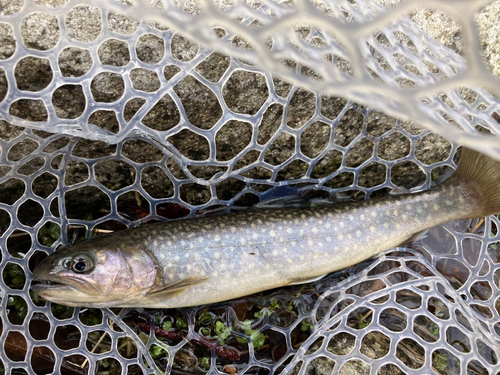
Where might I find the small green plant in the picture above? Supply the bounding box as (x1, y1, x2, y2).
(162, 321, 172, 330)
(38, 222, 61, 246)
(301, 319, 314, 332)
(98, 358, 110, 368)
(80, 308, 102, 326)
(431, 170, 440, 182)
(357, 314, 370, 329)
(433, 353, 448, 372)
(198, 357, 210, 370)
(269, 299, 280, 310)
(3, 263, 25, 287)
(7, 295, 27, 318)
(150, 344, 168, 359)
(215, 321, 231, 345)
(138, 332, 149, 345)
(176, 317, 187, 329)
(239, 320, 266, 349)
(29, 291, 41, 305)
(51, 303, 74, 319)
(254, 308, 272, 318)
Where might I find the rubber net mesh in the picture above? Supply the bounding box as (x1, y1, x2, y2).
(1, 0, 500, 374)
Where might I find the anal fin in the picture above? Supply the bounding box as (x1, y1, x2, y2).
(400, 229, 428, 246)
(289, 274, 327, 286)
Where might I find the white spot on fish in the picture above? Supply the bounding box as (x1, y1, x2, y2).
(308, 239, 314, 246)
(272, 250, 278, 256)
(174, 255, 180, 261)
(291, 241, 297, 246)
(370, 226, 376, 233)
(194, 253, 201, 260)
(371, 211, 377, 217)
(356, 230, 362, 237)
(383, 223, 389, 229)
(153, 240, 159, 247)
(445, 200, 452, 206)
(349, 215, 354, 221)
(325, 222, 331, 229)
(270, 231, 276, 237)
(252, 233, 259, 239)
(214, 235, 221, 242)
(214, 252, 220, 259)
(393, 210, 399, 216)
(312, 227, 319, 234)
(326, 236, 332, 242)
(287, 228, 293, 234)
(417, 207, 423, 214)
(433, 204, 439, 211)
(402, 214, 408, 221)
(395, 223, 402, 229)
(338, 234, 344, 240)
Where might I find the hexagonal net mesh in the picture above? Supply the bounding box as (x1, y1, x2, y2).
(0, 0, 500, 374)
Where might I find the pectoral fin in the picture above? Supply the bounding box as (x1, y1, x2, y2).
(147, 276, 210, 300)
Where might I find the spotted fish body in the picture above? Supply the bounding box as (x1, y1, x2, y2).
(32, 149, 500, 308)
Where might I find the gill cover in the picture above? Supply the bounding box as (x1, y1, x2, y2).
(32, 235, 160, 306)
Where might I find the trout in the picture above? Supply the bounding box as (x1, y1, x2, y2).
(32, 149, 500, 308)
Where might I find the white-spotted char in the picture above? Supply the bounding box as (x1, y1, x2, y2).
(32, 149, 500, 308)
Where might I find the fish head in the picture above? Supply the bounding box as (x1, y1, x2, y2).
(31, 235, 159, 307)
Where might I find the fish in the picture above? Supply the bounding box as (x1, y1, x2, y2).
(31, 148, 500, 308)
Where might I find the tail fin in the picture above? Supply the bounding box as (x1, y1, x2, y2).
(454, 148, 500, 217)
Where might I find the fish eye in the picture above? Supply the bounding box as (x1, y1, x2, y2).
(71, 255, 93, 274)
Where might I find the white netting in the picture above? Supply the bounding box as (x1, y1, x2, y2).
(1, 0, 500, 374)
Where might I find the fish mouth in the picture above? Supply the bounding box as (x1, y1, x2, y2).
(31, 279, 75, 292)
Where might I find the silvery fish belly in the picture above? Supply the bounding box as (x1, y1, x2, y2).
(31, 149, 500, 308)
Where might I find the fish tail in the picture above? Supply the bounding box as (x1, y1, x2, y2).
(454, 148, 500, 217)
